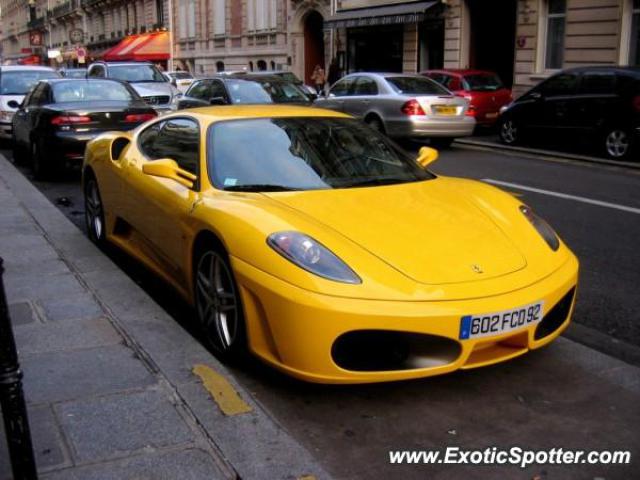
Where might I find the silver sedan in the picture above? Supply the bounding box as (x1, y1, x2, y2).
(315, 73, 475, 146)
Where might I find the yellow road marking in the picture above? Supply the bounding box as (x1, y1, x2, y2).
(298, 476, 317, 480)
(192, 364, 253, 416)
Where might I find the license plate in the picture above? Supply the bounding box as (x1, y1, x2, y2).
(485, 112, 498, 119)
(433, 105, 457, 115)
(459, 301, 544, 340)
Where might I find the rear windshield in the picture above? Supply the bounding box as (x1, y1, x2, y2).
(386, 76, 449, 95)
(0, 70, 59, 95)
(63, 69, 87, 79)
(109, 64, 166, 83)
(226, 79, 310, 104)
(52, 80, 134, 102)
(462, 73, 504, 92)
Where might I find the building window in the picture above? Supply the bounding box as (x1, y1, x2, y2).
(216, 61, 225, 72)
(179, 0, 196, 39)
(214, 0, 225, 35)
(631, 0, 640, 65)
(545, 0, 566, 70)
(247, 0, 277, 32)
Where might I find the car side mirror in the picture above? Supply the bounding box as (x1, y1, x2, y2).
(416, 146, 438, 168)
(7, 100, 21, 109)
(209, 96, 227, 105)
(142, 158, 197, 188)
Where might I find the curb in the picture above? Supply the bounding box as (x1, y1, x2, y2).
(454, 138, 640, 170)
(0, 154, 332, 480)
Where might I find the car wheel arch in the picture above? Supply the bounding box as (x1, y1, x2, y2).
(364, 112, 386, 132)
(190, 230, 229, 299)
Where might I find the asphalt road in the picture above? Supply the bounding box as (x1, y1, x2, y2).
(2, 143, 640, 479)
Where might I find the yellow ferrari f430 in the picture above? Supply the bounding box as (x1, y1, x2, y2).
(83, 106, 578, 384)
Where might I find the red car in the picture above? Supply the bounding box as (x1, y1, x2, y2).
(421, 69, 512, 126)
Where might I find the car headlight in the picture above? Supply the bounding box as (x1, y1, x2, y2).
(0, 110, 14, 122)
(267, 231, 361, 284)
(520, 205, 560, 251)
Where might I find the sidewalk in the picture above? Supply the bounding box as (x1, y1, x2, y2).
(0, 154, 330, 479)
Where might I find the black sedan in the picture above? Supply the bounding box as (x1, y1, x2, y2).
(11, 78, 157, 179)
(176, 74, 312, 110)
(499, 66, 640, 161)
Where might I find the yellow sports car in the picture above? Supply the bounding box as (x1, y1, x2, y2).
(82, 105, 578, 384)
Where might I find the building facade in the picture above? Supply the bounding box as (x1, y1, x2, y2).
(0, 0, 169, 66)
(325, 0, 640, 94)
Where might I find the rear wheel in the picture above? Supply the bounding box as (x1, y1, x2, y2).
(194, 248, 247, 361)
(603, 127, 633, 161)
(499, 119, 520, 145)
(84, 174, 106, 245)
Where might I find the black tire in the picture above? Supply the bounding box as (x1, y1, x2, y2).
(84, 173, 107, 245)
(31, 139, 52, 180)
(11, 139, 26, 165)
(365, 115, 385, 134)
(431, 137, 454, 149)
(602, 127, 634, 161)
(194, 247, 247, 361)
(499, 118, 520, 145)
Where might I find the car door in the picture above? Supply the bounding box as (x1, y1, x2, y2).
(13, 83, 47, 146)
(538, 72, 580, 132)
(318, 77, 356, 112)
(179, 80, 216, 109)
(122, 117, 201, 286)
(574, 70, 617, 133)
(348, 76, 379, 118)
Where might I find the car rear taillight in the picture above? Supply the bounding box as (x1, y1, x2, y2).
(465, 105, 476, 116)
(401, 99, 426, 116)
(633, 95, 640, 113)
(124, 113, 157, 123)
(51, 115, 91, 125)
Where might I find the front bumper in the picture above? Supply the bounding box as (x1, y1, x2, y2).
(232, 254, 579, 384)
(0, 121, 12, 139)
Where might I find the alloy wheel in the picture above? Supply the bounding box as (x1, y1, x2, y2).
(500, 120, 518, 144)
(195, 250, 241, 354)
(605, 130, 629, 159)
(84, 178, 105, 243)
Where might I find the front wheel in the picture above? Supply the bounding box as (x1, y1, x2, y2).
(603, 128, 633, 161)
(499, 119, 520, 145)
(84, 175, 106, 245)
(195, 249, 247, 361)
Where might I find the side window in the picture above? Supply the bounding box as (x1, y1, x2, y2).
(139, 118, 200, 176)
(209, 80, 228, 100)
(28, 84, 47, 106)
(353, 77, 379, 95)
(448, 76, 462, 91)
(187, 80, 214, 100)
(538, 73, 578, 96)
(580, 72, 616, 95)
(330, 78, 355, 97)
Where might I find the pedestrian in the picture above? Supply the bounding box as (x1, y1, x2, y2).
(311, 64, 326, 95)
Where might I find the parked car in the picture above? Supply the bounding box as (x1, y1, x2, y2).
(422, 69, 512, 126)
(87, 61, 180, 113)
(12, 78, 157, 178)
(59, 68, 88, 79)
(164, 70, 195, 94)
(0, 65, 60, 140)
(315, 73, 474, 146)
(82, 105, 578, 383)
(498, 66, 640, 160)
(177, 74, 312, 109)
(245, 70, 318, 99)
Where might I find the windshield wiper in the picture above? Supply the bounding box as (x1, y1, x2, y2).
(223, 184, 303, 192)
(345, 177, 413, 188)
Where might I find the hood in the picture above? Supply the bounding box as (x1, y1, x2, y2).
(265, 179, 527, 285)
(0, 95, 24, 112)
(129, 82, 176, 98)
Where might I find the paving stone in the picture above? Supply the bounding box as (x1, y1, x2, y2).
(40, 293, 103, 322)
(15, 317, 122, 355)
(40, 448, 228, 480)
(4, 272, 87, 304)
(0, 405, 70, 479)
(55, 388, 195, 463)
(9, 301, 37, 325)
(22, 345, 155, 404)
(3, 258, 69, 279)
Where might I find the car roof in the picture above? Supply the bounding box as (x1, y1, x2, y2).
(91, 61, 153, 66)
(37, 78, 127, 86)
(422, 69, 498, 77)
(193, 74, 293, 83)
(342, 72, 425, 80)
(560, 65, 640, 76)
(0, 65, 57, 72)
(166, 105, 349, 123)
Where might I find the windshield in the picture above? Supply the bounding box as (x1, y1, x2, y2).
(226, 79, 310, 104)
(170, 72, 193, 80)
(462, 73, 504, 92)
(386, 76, 450, 95)
(208, 117, 433, 191)
(0, 70, 59, 95)
(63, 69, 87, 79)
(275, 72, 301, 84)
(53, 80, 134, 102)
(108, 64, 167, 83)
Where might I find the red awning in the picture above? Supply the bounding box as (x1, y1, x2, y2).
(103, 32, 170, 62)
